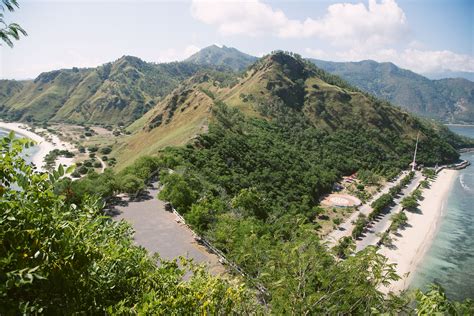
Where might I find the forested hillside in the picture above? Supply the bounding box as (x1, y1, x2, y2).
(114, 52, 465, 169)
(311, 59, 474, 124)
(0, 57, 216, 125)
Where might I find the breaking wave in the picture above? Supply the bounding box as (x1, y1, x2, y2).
(459, 174, 472, 192)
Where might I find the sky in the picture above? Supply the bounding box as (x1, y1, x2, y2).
(0, 0, 472, 79)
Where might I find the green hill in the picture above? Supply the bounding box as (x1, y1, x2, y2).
(115, 52, 467, 170)
(186, 45, 257, 71)
(186, 45, 474, 124)
(311, 59, 474, 124)
(0, 56, 211, 125)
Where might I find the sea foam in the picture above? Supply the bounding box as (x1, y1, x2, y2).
(459, 174, 472, 192)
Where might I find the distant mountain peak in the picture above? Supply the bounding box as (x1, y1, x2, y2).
(186, 45, 257, 71)
(115, 55, 145, 67)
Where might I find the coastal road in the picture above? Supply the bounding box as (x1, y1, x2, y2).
(325, 171, 409, 247)
(356, 171, 423, 251)
(106, 183, 224, 275)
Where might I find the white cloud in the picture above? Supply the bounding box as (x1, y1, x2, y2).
(191, 0, 288, 37)
(304, 48, 327, 59)
(316, 47, 474, 74)
(398, 49, 474, 73)
(155, 45, 200, 62)
(191, 0, 407, 48)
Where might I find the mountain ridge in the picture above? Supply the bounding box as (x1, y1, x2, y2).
(1, 46, 473, 125)
(112, 51, 468, 170)
(0, 56, 220, 125)
(311, 58, 474, 124)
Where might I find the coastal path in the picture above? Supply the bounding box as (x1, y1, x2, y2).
(105, 183, 224, 275)
(97, 155, 106, 173)
(325, 171, 409, 247)
(356, 171, 423, 251)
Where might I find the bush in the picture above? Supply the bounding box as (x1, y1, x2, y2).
(78, 165, 89, 175)
(60, 150, 75, 158)
(83, 160, 93, 168)
(401, 196, 418, 211)
(370, 193, 393, 219)
(71, 170, 81, 178)
(158, 172, 198, 213)
(333, 236, 355, 259)
(389, 211, 408, 232)
(119, 174, 145, 195)
(87, 145, 98, 153)
(100, 147, 112, 155)
(333, 217, 342, 226)
(352, 213, 368, 239)
(93, 161, 102, 168)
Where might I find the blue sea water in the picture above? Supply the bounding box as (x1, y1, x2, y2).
(410, 125, 474, 300)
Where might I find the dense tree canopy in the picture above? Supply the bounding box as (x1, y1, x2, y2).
(0, 133, 258, 314)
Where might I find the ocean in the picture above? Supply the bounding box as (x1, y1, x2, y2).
(410, 125, 474, 300)
(0, 127, 39, 165)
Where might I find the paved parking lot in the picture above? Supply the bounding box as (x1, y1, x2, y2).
(107, 184, 224, 275)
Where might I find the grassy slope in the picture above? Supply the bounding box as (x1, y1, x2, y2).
(0, 57, 209, 125)
(114, 82, 215, 169)
(0, 80, 26, 106)
(113, 52, 466, 170)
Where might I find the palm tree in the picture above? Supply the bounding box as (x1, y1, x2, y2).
(0, 0, 26, 47)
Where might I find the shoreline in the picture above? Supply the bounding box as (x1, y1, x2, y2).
(444, 123, 474, 127)
(0, 121, 75, 171)
(379, 169, 458, 294)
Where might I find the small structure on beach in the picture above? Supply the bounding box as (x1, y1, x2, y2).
(321, 193, 362, 207)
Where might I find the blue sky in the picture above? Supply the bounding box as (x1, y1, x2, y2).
(0, 0, 472, 79)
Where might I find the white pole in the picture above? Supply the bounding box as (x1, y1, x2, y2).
(412, 132, 419, 172)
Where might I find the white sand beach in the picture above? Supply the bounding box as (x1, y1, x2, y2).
(0, 121, 75, 171)
(379, 169, 458, 293)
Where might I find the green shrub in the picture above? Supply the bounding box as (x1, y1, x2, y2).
(100, 147, 112, 155)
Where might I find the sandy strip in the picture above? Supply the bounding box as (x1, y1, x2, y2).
(379, 169, 458, 293)
(0, 121, 75, 171)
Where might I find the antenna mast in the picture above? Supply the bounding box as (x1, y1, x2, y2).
(412, 132, 420, 172)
